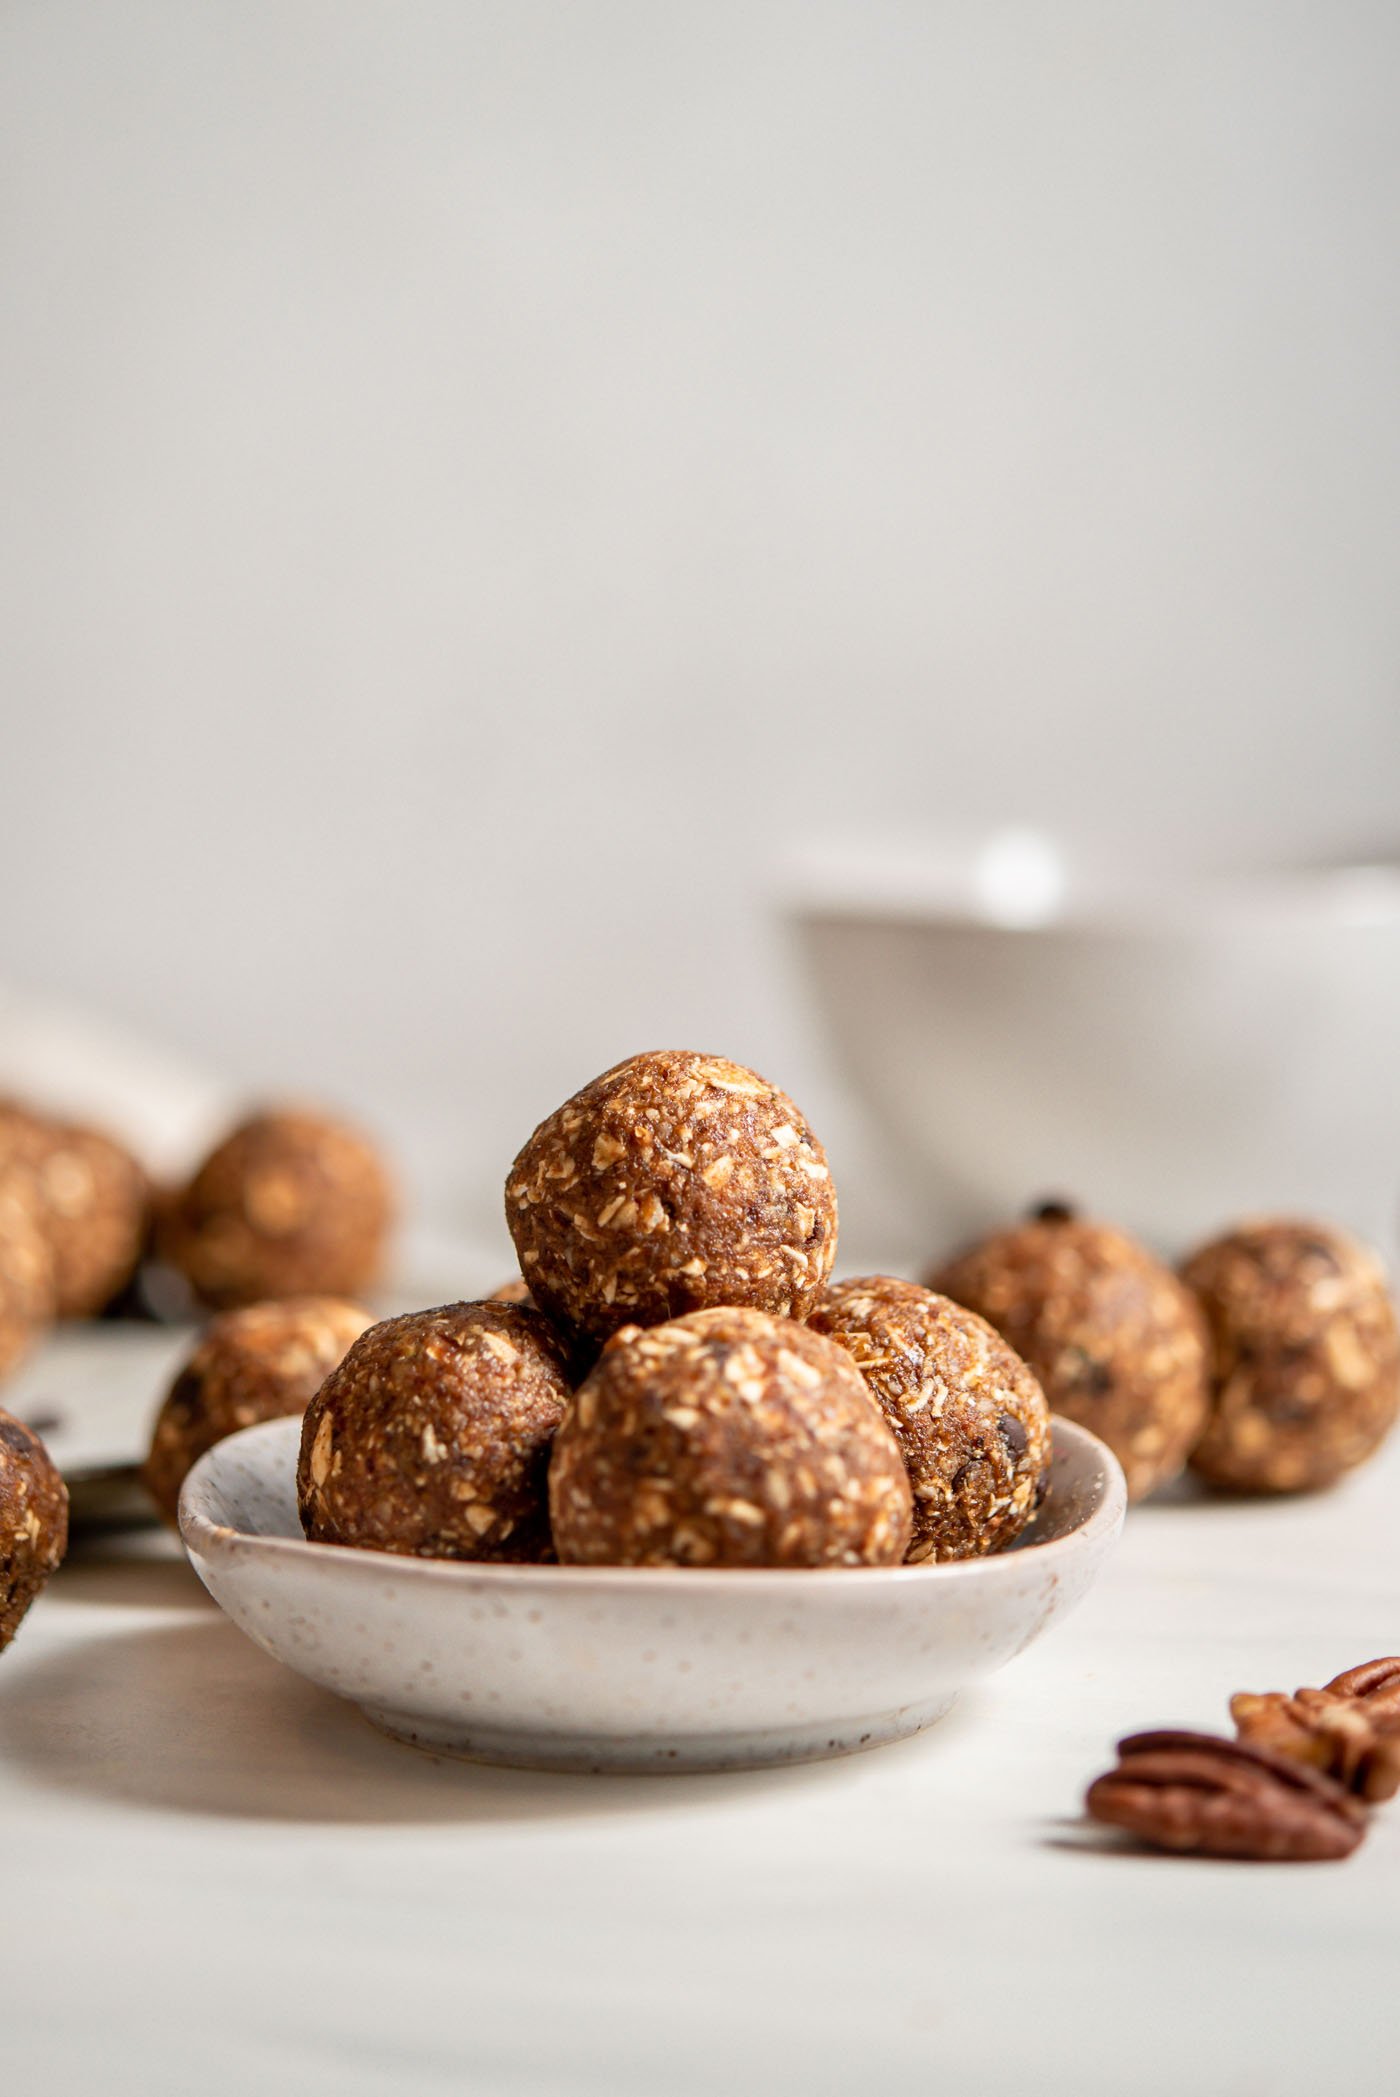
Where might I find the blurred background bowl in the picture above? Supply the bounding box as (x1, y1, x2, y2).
(788, 834, 1400, 1260)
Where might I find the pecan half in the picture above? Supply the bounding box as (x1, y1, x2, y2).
(1325, 1656, 1400, 1716)
(1085, 1730, 1367, 1861)
(1229, 1656, 1400, 1803)
(1232, 1686, 1400, 1803)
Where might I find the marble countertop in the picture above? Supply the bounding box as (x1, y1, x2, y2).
(6, 1422, 1399, 2094)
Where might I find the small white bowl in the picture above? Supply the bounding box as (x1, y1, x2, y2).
(788, 840, 1400, 1254)
(179, 1415, 1124, 1774)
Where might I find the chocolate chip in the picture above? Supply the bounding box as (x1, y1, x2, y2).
(1030, 1198, 1077, 1224)
(1062, 1345, 1114, 1396)
(997, 1411, 1028, 1462)
(1258, 1388, 1317, 1426)
(0, 1417, 36, 1458)
(1290, 1238, 1343, 1271)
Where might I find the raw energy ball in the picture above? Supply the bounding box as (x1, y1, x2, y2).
(549, 1306, 912, 1568)
(0, 1169, 54, 1380)
(489, 1278, 536, 1307)
(0, 1410, 68, 1653)
(931, 1206, 1209, 1503)
(160, 1108, 394, 1310)
(299, 1301, 571, 1562)
(1181, 1220, 1400, 1494)
(0, 1103, 148, 1317)
(489, 1274, 598, 1381)
(143, 1296, 373, 1523)
(808, 1276, 1051, 1562)
(506, 1051, 837, 1344)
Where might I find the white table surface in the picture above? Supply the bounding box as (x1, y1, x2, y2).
(6, 1386, 1400, 2095)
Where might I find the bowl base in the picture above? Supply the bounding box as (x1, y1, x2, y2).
(360, 1694, 959, 1774)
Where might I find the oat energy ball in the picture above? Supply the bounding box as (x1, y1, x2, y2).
(506, 1051, 837, 1345)
(808, 1277, 1051, 1562)
(161, 1108, 394, 1310)
(489, 1277, 536, 1307)
(1181, 1220, 1400, 1494)
(931, 1207, 1209, 1503)
(0, 1169, 54, 1381)
(299, 1301, 572, 1562)
(0, 1410, 68, 1653)
(143, 1296, 373, 1524)
(549, 1307, 912, 1568)
(0, 1103, 148, 1317)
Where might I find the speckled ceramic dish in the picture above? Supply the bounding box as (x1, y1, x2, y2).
(180, 1414, 1124, 1773)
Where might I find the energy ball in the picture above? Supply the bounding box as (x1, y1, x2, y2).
(0, 1103, 149, 1318)
(489, 1275, 599, 1382)
(930, 1207, 1209, 1503)
(298, 1301, 571, 1562)
(808, 1276, 1051, 1562)
(160, 1108, 394, 1310)
(142, 1296, 374, 1524)
(506, 1050, 837, 1345)
(0, 1410, 68, 1653)
(0, 1169, 54, 1381)
(489, 1277, 536, 1307)
(549, 1306, 912, 1568)
(1181, 1220, 1400, 1494)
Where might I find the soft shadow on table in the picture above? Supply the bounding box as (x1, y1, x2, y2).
(1127, 1473, 1213, 1511)
(0, 1616, 975, 1828)
(1040, 1817, 1223, 1864)
(54, 1527, 211, 1614)
(1040, 1815, 1141, 1857)
(1125, 1470, 1363, 1514)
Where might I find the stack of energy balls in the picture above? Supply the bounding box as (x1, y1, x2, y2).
(288, 1052, 1400, 1568)
(14, 1049, 1393, 1656)
(296, 1051, 1055, 1570)
(0, 1096, 395, 1657)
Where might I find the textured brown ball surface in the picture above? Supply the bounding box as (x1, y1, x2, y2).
(1181, 1220, 1400, 1494)
(549, 1307, 912, 1568)
(489, 1274, 599, 1382)
(0, 1103, 148, 1318)
(298, 1301, 572, 1561)
(808, 1276, 1051, 1562)
(0, 1410, 68, 1653)
(506, 1051, 838, 1345)
(931, 1210, 1209, 1503)
(143, 1296, 373, 1523)
(0, 1169, 54, 1381)
(160, 1108, 394, 1310)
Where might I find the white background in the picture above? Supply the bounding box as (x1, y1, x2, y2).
(4, 22, 1400, 2089)
(3, 2, 1398, 1239)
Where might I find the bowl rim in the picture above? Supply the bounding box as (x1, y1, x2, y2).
(780, 843, 1400, 937)
(179, 1412, 1126, 1594)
